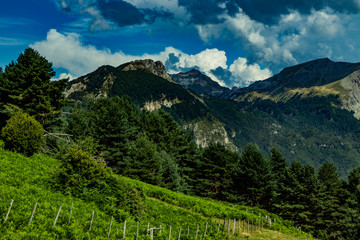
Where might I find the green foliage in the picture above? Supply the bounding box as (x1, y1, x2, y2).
(235, 143, 275, 208)
(58, 148, 108, 187)
(196, 143, 239, 201)
(1, 112, 44, 156)
(0, 48, 68, 128)
(67, 97, 198, 193)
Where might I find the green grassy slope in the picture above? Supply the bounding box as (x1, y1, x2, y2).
(0, 143, 312, 239)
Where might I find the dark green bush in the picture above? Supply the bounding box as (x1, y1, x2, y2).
(1, 112, 44, 156)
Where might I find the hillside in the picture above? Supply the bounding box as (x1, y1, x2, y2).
(0, 143, 309, 239)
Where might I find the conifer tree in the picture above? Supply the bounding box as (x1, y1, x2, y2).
(235, 143, 274, 207)
(0, 48, 67, 128)
(197, 143, 239, 201)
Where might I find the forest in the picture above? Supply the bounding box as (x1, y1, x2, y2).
(1, 48, 360, 239)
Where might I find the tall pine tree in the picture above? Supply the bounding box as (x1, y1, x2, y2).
(234, 143, 274, 207)
(0, 48, 67, 128)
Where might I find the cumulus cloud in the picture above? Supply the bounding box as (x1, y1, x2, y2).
(195, 7, 360, 73)
(31, 29, 271, 87)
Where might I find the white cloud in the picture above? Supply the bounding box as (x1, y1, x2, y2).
(31, 29, 272, 87)
(194, 7, 360, 73)
(55, 73, 75, 81)
(230, 57, 272, 86)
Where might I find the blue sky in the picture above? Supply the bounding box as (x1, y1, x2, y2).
(2, 0, 360, 87)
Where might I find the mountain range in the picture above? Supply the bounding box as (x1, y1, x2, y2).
(65, 58, 360, 177)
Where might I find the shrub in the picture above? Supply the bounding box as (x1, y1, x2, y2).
(59, 148, 108, 187)
(1, 112, 44, 156)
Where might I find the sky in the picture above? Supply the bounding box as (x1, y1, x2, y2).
(2, 0, 360, 88)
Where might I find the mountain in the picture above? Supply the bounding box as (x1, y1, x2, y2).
(118, 59, 174, 82)
(228, 58, 360, 118)
(65, 60, 238, 151)
(65, 58, 360, 177)
(170, 69, 231, 97)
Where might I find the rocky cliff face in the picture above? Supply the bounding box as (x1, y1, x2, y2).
(171, 69, 231, 97)
(338, 69, 360, 119)
(118, 59, 173, 83)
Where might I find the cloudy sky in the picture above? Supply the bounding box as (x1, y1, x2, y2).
(2, 0, 360, 87)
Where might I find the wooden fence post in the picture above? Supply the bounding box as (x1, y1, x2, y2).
(210, 220, 212, 232)
(89, 211, 94, 232)
(223, 218, 226, 231)
(159, 225, 162, 236)
(136, 221, 139, 240)
(178, 227, 182, 240)
(28, 202, 37, 226)
(168, 226, 171, 240)
(4, 199, 14, 223)
(107, 216, 113, 239)
(203, 222, 208, 237)
(53, 205, 62, 227)
(68, 202, 73, 225)
(196, 224, 199, 238)
(123, 220, 127, 239)
(187, 226, 189, 236)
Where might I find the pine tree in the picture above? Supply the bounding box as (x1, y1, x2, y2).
(197, 143, 239, 201)
(0, 48, 68, 128)
(269, 148, 288, 210)
(317, 161, 347, 239)
(123, 133, 163, 185)
(235, 143, 274, 207)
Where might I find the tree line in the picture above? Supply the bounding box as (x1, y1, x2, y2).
(2, 48, 360, 239)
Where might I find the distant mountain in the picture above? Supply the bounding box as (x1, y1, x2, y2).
(65, 58, 360, 177)
(170, 69, 231, 97)
(227, 58, 360, 118)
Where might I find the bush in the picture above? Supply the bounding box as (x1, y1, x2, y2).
(1, 112, 44, 156)
(59, 148, 108, 187)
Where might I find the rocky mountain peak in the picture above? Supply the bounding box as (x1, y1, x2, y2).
(118, 59, 173, 82)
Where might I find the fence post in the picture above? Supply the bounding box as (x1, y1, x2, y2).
(28, 202, 37, 226)
(168, 226, 171, 240)
(178, 227, 182, 240)
(187, 226, 189, 236)
(53, 205, 62, 227)
(210, 220, 213, 232)
(68, 202, 73, 225)
(107, 216, 113, 239)
(89, 211, 95, 232)
(203, 222, 208, 237)
(136, 221, 139, 240)
(196, 224, 199, 238)
(223, 218, 226, 231)
(123, 220, 127, 239)
(4, 199, 14, 223)
(217, 219, 220, 233)
(159, 225, 162, 236)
